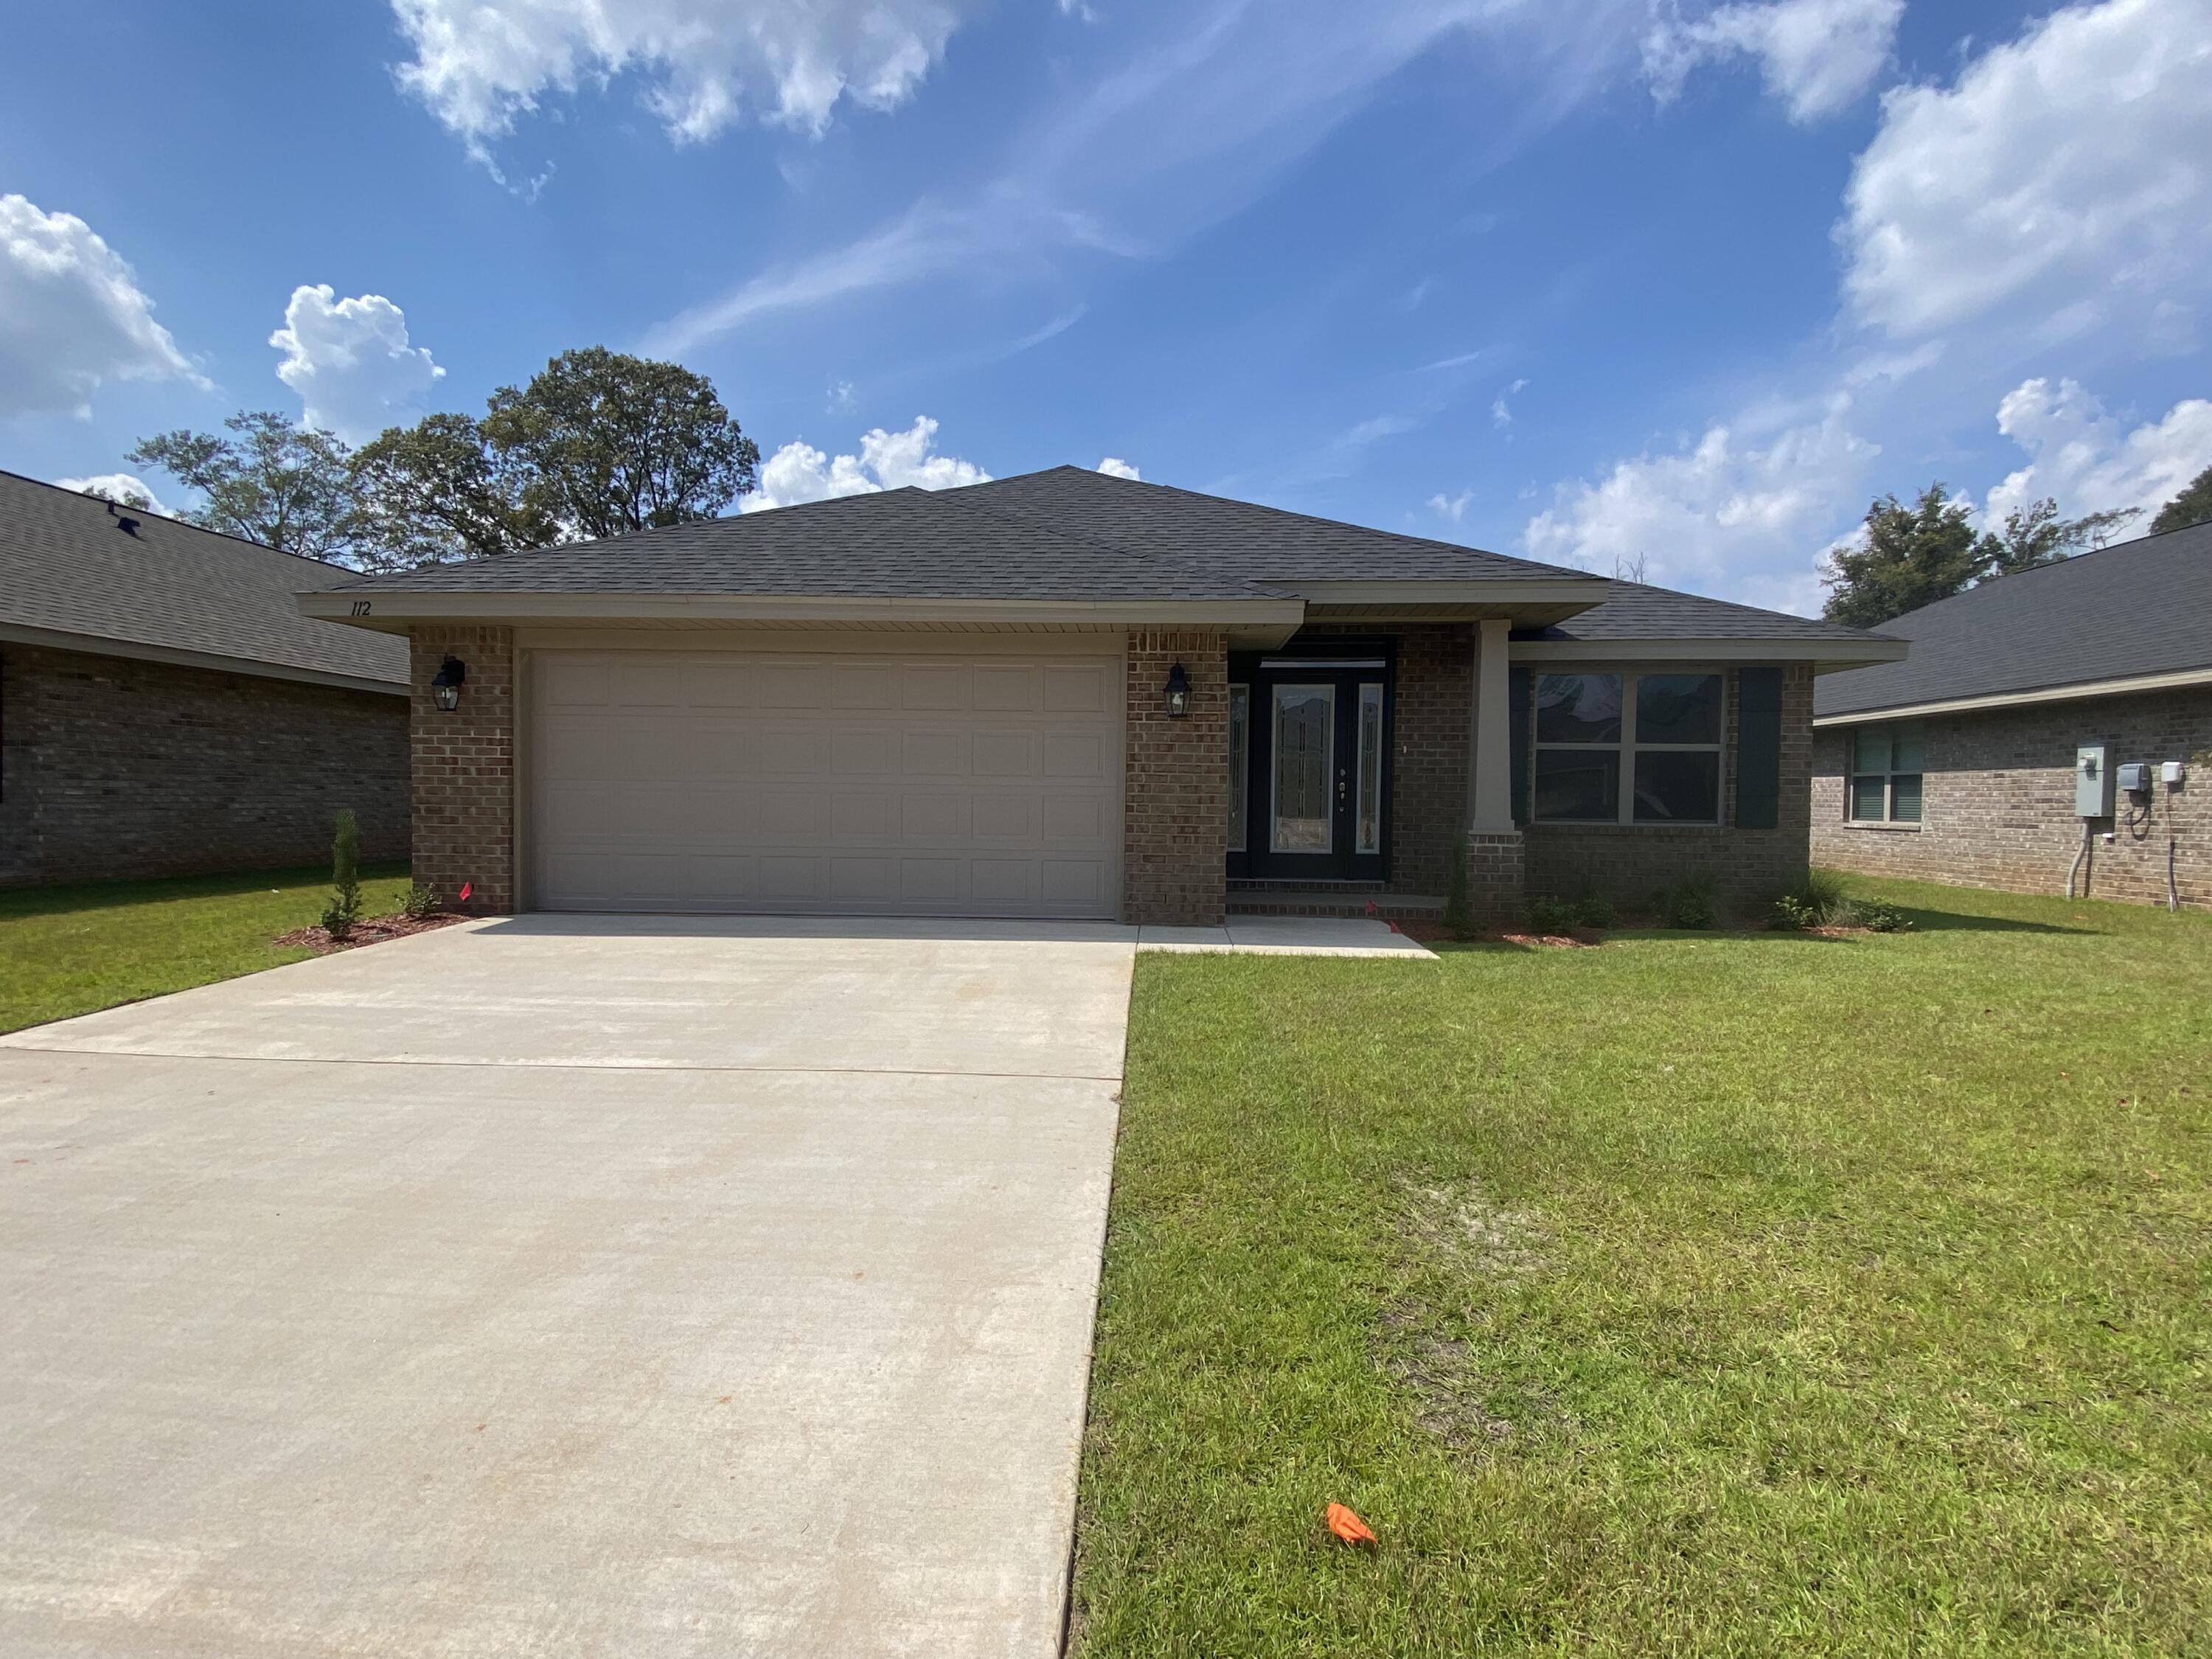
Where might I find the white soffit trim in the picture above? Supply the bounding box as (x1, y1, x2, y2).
(0, 619, 407, 697)
(1813, 664, 2212, 726)
(1287, 578, 1608, 605)
(297, 591, 1309, 631)
(1512, 637, 1907, 666)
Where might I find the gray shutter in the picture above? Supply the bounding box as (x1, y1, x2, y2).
(1735, 667, 1783, 830)
(1509, 665, 1531, 827)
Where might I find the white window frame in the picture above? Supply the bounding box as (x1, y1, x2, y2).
(1847, 721, 1924, 825)
(1533, 669, 1726, 827)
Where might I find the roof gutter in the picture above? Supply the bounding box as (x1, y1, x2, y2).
(299, 589, 1310, 634)
(1512, 636, 1909, 669)
(1814, 664, 2212, 726)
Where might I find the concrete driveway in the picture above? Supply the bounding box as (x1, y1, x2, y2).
(0, 915, 1135, 1658)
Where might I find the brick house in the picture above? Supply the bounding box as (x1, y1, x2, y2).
(1812, 521, 2209, 911)
(299, 467, 1899, 925)
(1, 470, 409, 888)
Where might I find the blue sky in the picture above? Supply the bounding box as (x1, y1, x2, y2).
(4, 0, 2208, 612)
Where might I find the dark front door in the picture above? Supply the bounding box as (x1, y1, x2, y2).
(1227, 645, 1393, 882)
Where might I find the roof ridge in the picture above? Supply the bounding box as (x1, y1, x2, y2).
(988, 465, 1591, 581)
(930, 480, 1290, 597)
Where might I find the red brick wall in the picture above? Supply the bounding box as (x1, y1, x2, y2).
(1523, 663, 1814, 921)
(409, 625, 515, 914)
(1387, 623, 1475, 896)
(0, 642, 407, 888)
(1812, 687, 2211, 910)
(1123, 628, 1228, 925)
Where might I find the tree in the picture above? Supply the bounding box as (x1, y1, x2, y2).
(2149, 463, 2212, 535)
(480, 347, 759, 540)
(1820, 483, 1984, 628)
(74, 479, 156, 512)
(1975, 496, 2140, 578)
(349, 413, 553, 571)
(128, 411, 362, 560)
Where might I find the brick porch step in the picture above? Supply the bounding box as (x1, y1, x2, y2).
(1224, 887, 1446, 919)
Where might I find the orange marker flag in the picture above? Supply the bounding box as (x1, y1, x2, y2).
(1326, 1502, 1378, 1545)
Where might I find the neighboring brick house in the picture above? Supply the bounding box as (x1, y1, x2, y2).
(1813, 521, 2210, 911)
(298, 467, 1899, 925)
(0, 470, 409, 888)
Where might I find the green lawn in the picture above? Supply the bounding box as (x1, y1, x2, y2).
(0, 863, 412, 1034)
(1075, 877, 2211, 1656)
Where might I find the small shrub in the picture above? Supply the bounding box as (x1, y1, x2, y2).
(402, 883, 442, 919)
(321, 809, 362, 941)
(1443, 841, 1472, 936)
(1770, 894, 1818, 931)
(1526, 893, 1577, 934)
(1652, 878, 1715, 931)
(1570, 888, 1615, 930)
(1857, 898, 1912, 933)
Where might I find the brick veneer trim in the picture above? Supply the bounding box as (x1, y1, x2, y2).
(409, 625, 516, 914)
(1124, 629, 1228, 925)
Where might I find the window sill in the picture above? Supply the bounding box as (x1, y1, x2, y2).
(1843, 819, 1922, 832)
(1530, 820, 1727, 832)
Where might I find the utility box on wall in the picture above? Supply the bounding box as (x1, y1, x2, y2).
(2076, 744, 2115, 818)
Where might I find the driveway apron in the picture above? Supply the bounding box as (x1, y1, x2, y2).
(0, 914, 1134, 1658)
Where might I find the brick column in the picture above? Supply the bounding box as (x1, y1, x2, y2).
(1123, 628, 1228, 925)
(408, 625, 515, 914)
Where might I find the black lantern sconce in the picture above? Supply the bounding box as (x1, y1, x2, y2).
(431, 655, 467, 713)
(1164, 661, 1192, 719)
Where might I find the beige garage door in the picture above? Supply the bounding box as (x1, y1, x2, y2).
(527, 647, 1124, 917)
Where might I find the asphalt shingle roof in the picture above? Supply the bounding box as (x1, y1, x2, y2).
(1515, 580, 1902, 646)
(1814, 520, 2212, 717)
(319, 465, 1593, 599)
(1, 470, 406, 688)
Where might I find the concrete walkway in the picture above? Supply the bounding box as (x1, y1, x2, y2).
(0, 915, 1135, 1659)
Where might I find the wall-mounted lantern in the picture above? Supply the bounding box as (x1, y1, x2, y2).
(1164, 661, 1192, 719)
(431, 655, 467, 713)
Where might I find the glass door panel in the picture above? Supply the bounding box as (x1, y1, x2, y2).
(1270, 684, 1334, 853)
(1356, 682, 1383, 854)
(1227, 684, 1251, 852)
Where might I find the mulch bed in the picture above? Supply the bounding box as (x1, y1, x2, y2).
(1397, 919, 1605, 948)
(273, 912, 468, 955)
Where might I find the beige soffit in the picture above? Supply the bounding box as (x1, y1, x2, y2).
(297, 591, 1310, 634)
(0, 619, 408, 697)
(1512, 637, 1909, 668)
(1813, 664, 2212, 726)
(1280, 578, 1610, 605)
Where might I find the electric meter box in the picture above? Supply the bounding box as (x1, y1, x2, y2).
(2076, 744, 2115, 818)
(2117, 762, 2152, 794)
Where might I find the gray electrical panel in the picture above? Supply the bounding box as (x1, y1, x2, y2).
(2117, 762, 2152, 794)
(2076, 744, 2114, 818)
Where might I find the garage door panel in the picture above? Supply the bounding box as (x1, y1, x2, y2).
(532, 650, 1121, 917)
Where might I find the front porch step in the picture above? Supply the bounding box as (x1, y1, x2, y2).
(1225, 887, 1445, 919)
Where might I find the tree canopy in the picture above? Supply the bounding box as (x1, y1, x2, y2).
(127, 349, 759, 569)
(2149, 463, 2212, 535)
(128, 411, 363, 560)
(1820, 484, 1986, 628)
(1975, 497, 2139, 579)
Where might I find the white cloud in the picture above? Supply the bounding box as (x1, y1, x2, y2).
(270, 284, 445, 442)
(390, 0, 973, 150)
(1492, 376, 1528, 428)
(740, 415, 987, 510)
(1097, 456, 1141, 480)
(53, 473, 168, 514)
(1644, 0, 1901, 122)
(1843, 0, 2212, 337)
(1982, 377, 2212, 528)
(1522, 396, 1878, 608)
(0, 195, 194, 420)
(1427, 487, 1474, 523)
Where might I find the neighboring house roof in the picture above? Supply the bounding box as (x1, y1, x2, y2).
(1, 470, 407, 695)
(1814, 520, 2212, 722)
(299, 464, 1900, 667)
